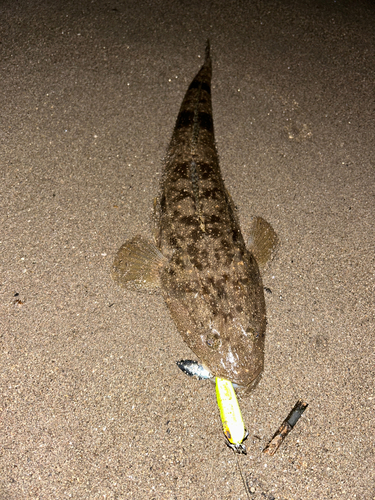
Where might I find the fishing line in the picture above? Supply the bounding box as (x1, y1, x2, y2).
(235, 452, 251, 500)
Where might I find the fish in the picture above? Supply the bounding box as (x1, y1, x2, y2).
(111, 41, 278, 392)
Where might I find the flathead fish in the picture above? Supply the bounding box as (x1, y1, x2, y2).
(112, 42, 278, 391)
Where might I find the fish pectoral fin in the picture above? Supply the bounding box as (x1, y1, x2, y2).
(111, 235, 168, 292)
(247, 216, 279, 272)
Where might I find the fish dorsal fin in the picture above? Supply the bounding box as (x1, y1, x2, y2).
(111, 236, 168, 292)
(247, 216, 279, 272)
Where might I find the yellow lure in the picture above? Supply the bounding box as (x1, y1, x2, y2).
(215, 377, 248, 453)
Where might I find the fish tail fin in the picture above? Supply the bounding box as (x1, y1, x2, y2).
(205, 39, 211, 65)
(166, 41, 214, 158)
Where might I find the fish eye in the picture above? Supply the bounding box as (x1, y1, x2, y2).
(206, 336, 221, 349)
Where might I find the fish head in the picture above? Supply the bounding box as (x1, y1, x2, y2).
(161, 246, 266, 391)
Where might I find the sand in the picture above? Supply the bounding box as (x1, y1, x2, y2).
(1, 0, 374, 498)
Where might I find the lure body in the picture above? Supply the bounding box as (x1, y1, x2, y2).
(216, 377, 248, 453)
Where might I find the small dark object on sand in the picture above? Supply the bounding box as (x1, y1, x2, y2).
(263, 399, 308, 456)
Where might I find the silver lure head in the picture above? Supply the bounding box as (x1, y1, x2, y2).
(176, 360, 213, 380)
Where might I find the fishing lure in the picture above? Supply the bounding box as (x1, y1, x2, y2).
(176, 360, 213, 380)
(215, 377, 248, 453)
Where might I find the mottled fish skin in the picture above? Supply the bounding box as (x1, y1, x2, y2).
(153, 43, 267, 390)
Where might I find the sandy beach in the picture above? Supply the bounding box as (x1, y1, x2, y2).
(1, 0, 374, 498)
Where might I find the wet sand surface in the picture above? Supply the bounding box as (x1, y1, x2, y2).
(1, 0, 374, 498)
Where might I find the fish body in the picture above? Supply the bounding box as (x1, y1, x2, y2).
(112, 43, 277, 391)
